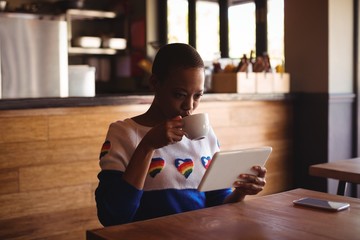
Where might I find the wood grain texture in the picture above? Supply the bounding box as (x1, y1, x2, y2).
(0, 184, 94, 220)
(0, 116, 48, 143)
(19, 160, 100, 192)
(0, 137, 104, 169)
(0, 207, 101, 240)
(0, 168, 19, 194)
(87, 189, 360, 240)
(309, 158, 360, 183)
(0, 99, 293, 239)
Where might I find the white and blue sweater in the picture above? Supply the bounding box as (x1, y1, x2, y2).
(95, 118, 232, 226)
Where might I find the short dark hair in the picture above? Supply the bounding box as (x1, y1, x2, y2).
(152, 43, 204, 83)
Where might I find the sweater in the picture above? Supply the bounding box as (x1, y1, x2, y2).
(95, 118, 232, 226)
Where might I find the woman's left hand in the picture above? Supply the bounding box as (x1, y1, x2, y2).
(223, 166, 267, 203)
(233, 166, 267, 196)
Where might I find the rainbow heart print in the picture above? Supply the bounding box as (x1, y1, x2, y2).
(201, 156, 211, 169)
(175, 158, 194, 179)
(148, 158, 165, 178)
(99, 140, 111, 159)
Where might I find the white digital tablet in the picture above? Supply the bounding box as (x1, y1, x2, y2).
(197, 146, 272, 192)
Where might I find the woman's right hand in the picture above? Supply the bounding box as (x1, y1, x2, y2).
(142, 115, 185, 149)
(123, 116, 185, 189)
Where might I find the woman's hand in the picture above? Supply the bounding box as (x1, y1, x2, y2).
(234, 166, 267, 194)
(224, 166, 267, 203)
(142, 116, 185, 150)
(123, 116, 185, 189)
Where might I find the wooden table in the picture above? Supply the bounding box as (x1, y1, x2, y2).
(86, 188, 360, 240)
(309, 158, 360, 196)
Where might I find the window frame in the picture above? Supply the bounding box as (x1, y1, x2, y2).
(161, 0, 271, 58)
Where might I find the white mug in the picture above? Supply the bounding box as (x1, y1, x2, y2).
(182, 113, 210, 140)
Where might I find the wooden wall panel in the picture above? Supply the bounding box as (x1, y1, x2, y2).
(200, 106, 232, 127)
(0, 116, 48, 143)
(216, 125, 290, 148)
(48, 114, 115, 140)
(0, 207, 101, 240)
(0, 137, 103, 169)
(0, 100, 293, 239)
(19, 161, 100, 192)
(0, 184, 94, 220)
(0, 168, 19, 194)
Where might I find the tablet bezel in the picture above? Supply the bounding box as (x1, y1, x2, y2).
(197, 146, 272, 192)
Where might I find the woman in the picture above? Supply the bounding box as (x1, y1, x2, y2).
(95, 43, 266, 226)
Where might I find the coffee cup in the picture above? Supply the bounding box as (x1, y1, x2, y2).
(182, 113, 210, 140)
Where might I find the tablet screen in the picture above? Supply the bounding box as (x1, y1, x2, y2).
(197, 146, 272, 192)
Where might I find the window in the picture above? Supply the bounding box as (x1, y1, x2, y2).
(228, 2, 256, 59)
(196, 1, 220, 62)
(228, 0, 284, 68)
(167, 0, 188, 44)
(166, 0, 284, 68)
(267, 0, 284, 68)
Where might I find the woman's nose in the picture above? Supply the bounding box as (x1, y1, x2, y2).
(181, 96, 193, 111)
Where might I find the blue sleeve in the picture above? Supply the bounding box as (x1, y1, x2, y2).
(95, 170, 143, 226)
(205, 188, 233, 207)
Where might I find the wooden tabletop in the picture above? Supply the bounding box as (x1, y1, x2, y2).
(86, 188, 360, 240)
(309, 158, 360, 183)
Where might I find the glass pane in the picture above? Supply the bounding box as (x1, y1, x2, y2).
(167, 0, 188, 44)
(196, 1, 220, 62)
(228, 2, 256, 59)
(267, 0, 284, 69)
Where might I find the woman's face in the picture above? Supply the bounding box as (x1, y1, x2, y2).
(153, 67, 205, 119)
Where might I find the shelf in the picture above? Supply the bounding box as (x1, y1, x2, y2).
(68, 47, 117, 55)
(66, 9, 116, 20)
(66, 9, 121, 55)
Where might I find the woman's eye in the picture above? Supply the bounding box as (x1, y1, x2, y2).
(174, 92, 186, 99)
(194, 93, 203, 100)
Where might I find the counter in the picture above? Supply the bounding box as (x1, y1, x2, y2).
(0, 93, 291, 110)
(0, 93, 293, 240)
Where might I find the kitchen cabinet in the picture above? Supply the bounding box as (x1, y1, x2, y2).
(65, 8, 130, 94)
(66, 9, 126, 55)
